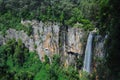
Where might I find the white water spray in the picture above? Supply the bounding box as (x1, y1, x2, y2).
(83, 32, 93, 73)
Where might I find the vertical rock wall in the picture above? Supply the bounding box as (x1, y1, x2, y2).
(92, 34, 106, 72)
(0, 20, 87, 65)
(93, 35, 106, 58)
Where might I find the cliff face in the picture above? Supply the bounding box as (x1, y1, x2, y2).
(0, 20, 107, 69)
(0, 20, 87, 65)
(59, 26, 87, 66)
(91, 34, 106, 72)
(93, 35, 106, 58)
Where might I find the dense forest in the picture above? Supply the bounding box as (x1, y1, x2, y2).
(0, 0, 120, 80)
(0, 39, 89, 80)
(0, 0, 97, 34)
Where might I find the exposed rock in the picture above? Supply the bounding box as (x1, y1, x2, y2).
(93, 35, 106, 58)
(67, 28, 86, 54)
(91, 34, 106, 71)
(58, 25, 87, 66)
(0, 20, 87, 66)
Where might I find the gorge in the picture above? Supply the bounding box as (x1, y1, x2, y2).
(0, 0, 120, 80)
(0, 20, 105, 70)
(0, 20, 114, 80)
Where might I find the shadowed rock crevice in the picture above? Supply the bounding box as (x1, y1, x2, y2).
(59, 25, 68, 64)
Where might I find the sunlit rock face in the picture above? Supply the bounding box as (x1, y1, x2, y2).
(3, 20, 60, 61)
(65, 28, 87, 66)
(32, 21, 60, 61)
(67, 28, 86, 55)
(0, 20, 87, 65)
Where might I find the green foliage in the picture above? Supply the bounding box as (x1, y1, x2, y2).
(0, 11, 29, 35)
(0, 39, 42, 80)
(98, 0, 120, 79)
(26, 25, 33, 36)
(76, 56, 83, 70)
(0, 39, 96, 80)
(92, 56, 110, 80)
(79, 0, 101, 21)
(34, 54, 85, 80)
(0, 45, 8, 78)
(0, 45, 7, 67)
(14, 71, 34, 80)
(2, 0, 119, 79)
(0, 0, 95, 32)
(44, 55, 50, 65)
(80, 71, 89, 80)
(52, 54, 61, 66)
(73, 19, 94, 31)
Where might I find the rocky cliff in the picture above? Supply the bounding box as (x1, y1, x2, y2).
(0, 20, 88, 65)
(93, 34, 106, 58)
(91, 34, 106, 72)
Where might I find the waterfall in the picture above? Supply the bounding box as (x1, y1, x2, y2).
(83, 32, 93, 73)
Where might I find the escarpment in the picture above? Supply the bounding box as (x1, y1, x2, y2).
(0, 20, 106, 67)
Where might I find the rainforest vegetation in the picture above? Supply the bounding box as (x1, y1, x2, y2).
(0, 39, 86, 80)
(0, 0, 120, 80)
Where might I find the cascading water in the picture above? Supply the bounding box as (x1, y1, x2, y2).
(83, 32, 93, 73)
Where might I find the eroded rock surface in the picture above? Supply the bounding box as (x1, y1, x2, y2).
(0, 20, 87, 64)
(93, 35, 106, 58)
